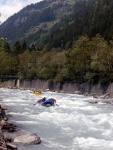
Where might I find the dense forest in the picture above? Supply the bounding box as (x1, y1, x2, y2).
(1, 0, 113, 84)
(1, 34, 113, 84)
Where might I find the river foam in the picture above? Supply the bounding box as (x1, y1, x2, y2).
(0, 88, 113, 150)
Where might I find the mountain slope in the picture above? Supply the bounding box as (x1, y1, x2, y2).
(0, 0, 78, 46)
(0, 0, 113, 50)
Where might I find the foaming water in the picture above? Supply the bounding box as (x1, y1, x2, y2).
(0, 88, 113, 150)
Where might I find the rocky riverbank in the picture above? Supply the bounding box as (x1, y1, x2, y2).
(0, 103, 41, 150)
(0, 104, 18, 150)
(0, 126, 7, 150)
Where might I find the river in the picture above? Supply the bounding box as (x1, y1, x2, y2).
(0, 88, 113, 150)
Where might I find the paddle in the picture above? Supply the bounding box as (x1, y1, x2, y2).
(33, 103, 36, 105)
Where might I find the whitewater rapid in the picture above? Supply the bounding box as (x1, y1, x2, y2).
(0, 88, 113, 150)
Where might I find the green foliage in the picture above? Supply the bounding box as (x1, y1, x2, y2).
(12, 41, 23, 55)
(65, 36, 92, 82)
(65, 34, 113, 83)
(34, 51, 66, 80)
(1, 34, 113, 84)
(0, 51, 18, 74)
(3, 41, 11, 53)
(18, 50, 38, 78)
(21, 41, 27, 51)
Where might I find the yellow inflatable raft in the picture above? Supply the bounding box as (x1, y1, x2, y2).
(32, 91, 42, 95)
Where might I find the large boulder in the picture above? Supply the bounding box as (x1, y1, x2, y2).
(1, 104, 8, 110)
(14, 133, 41, 144)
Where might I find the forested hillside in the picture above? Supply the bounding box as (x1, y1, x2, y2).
(0, 0, 113, 84)
(0, 0, 113, 50)
(0, 0, 79, 47)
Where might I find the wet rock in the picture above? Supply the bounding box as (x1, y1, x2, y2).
(101, 101, 112, 104)
(14, 133, 41, 144)
(4, 137, 12, 143)
(74, 91, 82, 94)
(93, 93, 110, 99)
(2, 122, 17, 132)
(6, 142, 17, 150)
(1, 120, 7, 126)
(0, 128, 7, 150)
(0, 105, 8, 121)
(88, 100, 98, 104)
(1, 105, 8, 110)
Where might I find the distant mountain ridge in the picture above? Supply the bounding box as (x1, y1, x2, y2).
(0, 0, 113, 50)
(0, 0, 78, 46)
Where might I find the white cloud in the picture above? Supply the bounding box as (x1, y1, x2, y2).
(0, 0, 42, 23)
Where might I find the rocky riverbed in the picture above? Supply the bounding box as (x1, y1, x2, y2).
(0, 103, 41, 150)
(0, 104, 17, 150)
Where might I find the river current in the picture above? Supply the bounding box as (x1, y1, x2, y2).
(0, 88, 113, 150)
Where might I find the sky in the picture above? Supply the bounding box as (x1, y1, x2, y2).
(0, 0, 42, 23)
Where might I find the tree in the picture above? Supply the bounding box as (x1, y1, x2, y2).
(0, 51, 18, 74)
(90, 34, 113, 83)
(18, 50, 39, 78)
(3, 41, 11, 53)
(66, 36, 92, 82)
(22, 41, 27, 51)
(29, 44, 36, 51)
(12, 41, 22, 55)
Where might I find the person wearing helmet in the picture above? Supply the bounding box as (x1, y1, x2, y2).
(42, 97, 46, 102)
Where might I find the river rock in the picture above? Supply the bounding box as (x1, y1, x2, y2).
(6, 142, 17, 149)
(14, 133, 41, 144)
(2, 122, 17, 132)
(88, 100, 98, 104)
(1, 104, 8, 110)
(74, 90, 82, 94)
